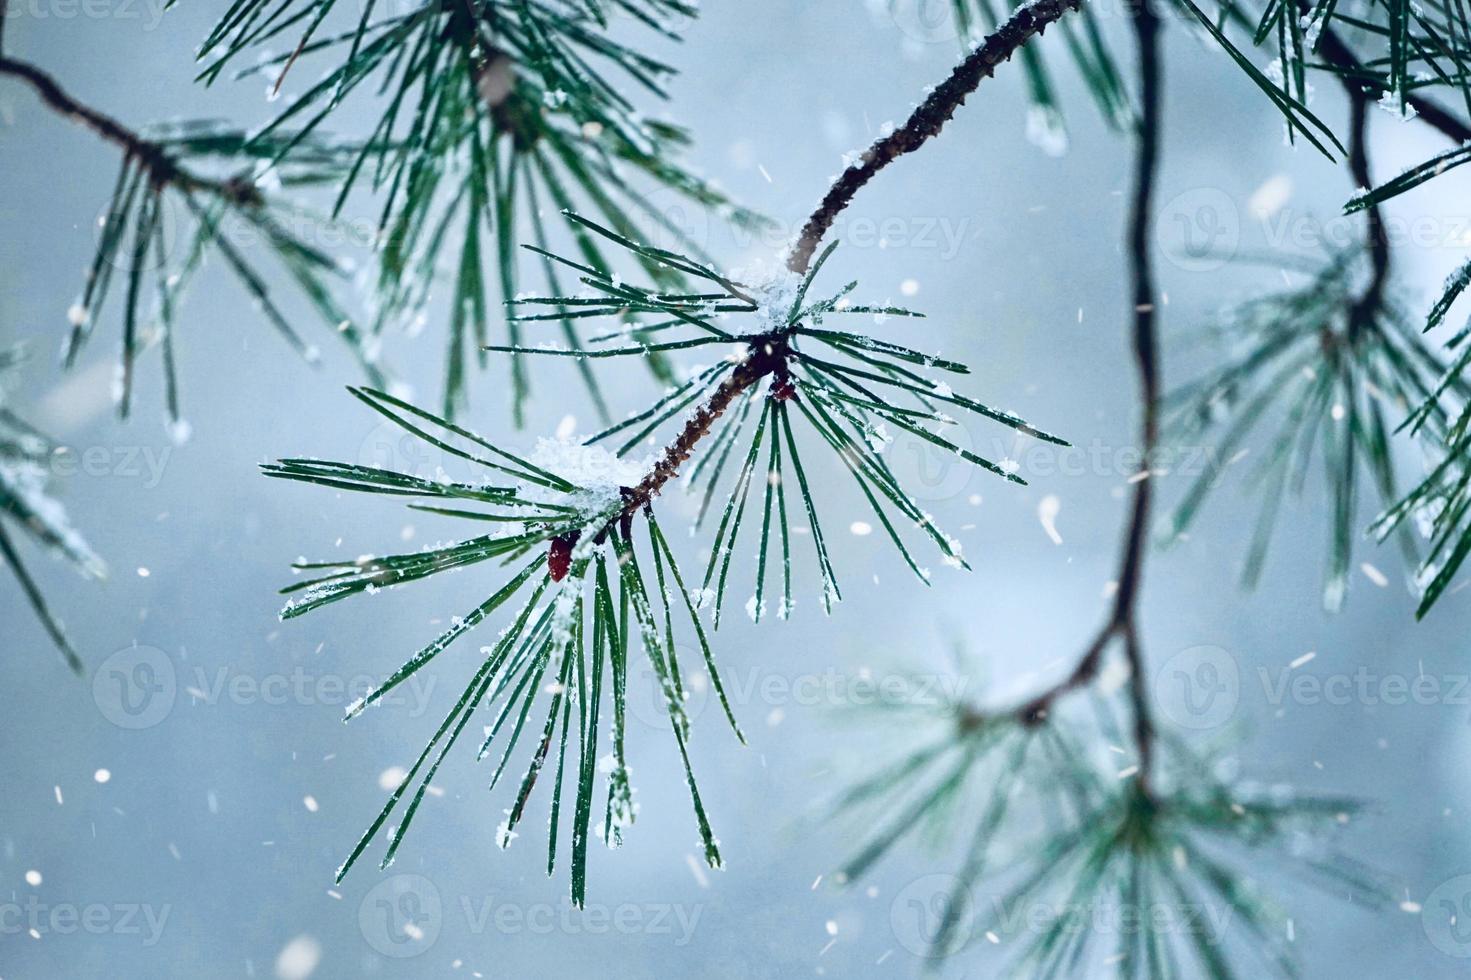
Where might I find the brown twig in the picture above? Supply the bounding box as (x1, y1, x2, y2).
(1299, 4, 1397, 344)
(1117, 0, 1162, 792)
(1010, 0, 1163, 797)
(786, 0, 1084, 275)
(0, 57, 178, 185)
(0, 25, 255, 204)
(1008, 5, 1466, 788)
(1345, 89, 1389, 341)
(619, 336, 788, 518)
(604, 0, 1086, 533)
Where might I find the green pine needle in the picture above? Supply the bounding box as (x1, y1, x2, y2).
(0, 345, 105, 673)
(195, 0, 771, 423)
(1161, 243, 1453, 611)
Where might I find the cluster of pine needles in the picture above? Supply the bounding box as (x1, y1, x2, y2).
(263, 217, 1067, 900)
(821, 648, 1385, 977)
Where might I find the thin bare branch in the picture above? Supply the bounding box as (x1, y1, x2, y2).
(999, 0, 1163, 797)
(0, 46, 256, 204)
(785, 0, 1084, 275)
(601, 0, 1086, 530)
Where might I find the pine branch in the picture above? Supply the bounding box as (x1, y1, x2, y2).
(1155, 63, 1455, 613)
(515, 216, 1062, 582)
(1116, 0, 1163, 791)
(823, 692, 1387, 973)
(979, 0, 1163, 798)
(948, 0, 1137, 146)
(1346, 87, 1391, 340)
(618, 342, 785, 519)
(787, 0, 1084, 274)
(0, 13, 384, 428)
(265, 5, 1080, 897)
(1181, 0, 1471, 619)
(615, 0, 1089, 533)
(1222, 0, 1471, 190)
(196, 0, 769, 423)
(1173, 0, 1343, 157)
(1312, 17, 1471, 144)
(1162, 242, 1456, 611)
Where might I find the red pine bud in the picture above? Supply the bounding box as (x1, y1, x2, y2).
(548, 534, 575, 582)
(770, 378, 796, 402)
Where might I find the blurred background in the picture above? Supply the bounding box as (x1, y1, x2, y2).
(4, 0, 1471, 975)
